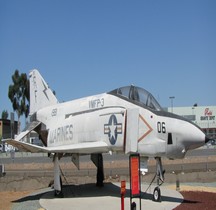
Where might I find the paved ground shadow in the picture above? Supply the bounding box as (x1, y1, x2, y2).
(42, 182, 183, 204)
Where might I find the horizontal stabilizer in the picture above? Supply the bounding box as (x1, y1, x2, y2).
(15, 121, 41, 141)
(5, 139, 47, 153)
(5, 139, 109, 154)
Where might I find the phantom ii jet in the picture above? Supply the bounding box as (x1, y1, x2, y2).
(6, 69, 209, 201)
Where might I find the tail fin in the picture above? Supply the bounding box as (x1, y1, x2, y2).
(29, 69, 58, 115)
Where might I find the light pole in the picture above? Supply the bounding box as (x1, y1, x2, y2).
(169, 96, 175, 113)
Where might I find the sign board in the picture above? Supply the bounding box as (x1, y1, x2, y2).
(129, 154, 141, 210)
(130, 154, 141, 197)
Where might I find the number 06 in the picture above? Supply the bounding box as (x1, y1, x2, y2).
(157, 122, 166, 133)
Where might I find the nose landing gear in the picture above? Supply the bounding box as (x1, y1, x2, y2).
(152, 157, 165, 202)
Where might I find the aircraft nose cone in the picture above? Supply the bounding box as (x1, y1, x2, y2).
(197, 130, 206, 145)
(185, 125, 206, 150)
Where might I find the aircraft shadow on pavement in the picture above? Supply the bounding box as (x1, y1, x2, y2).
(159, 194, 183, 203)
(12, 182, 182, 204)
(42, 182, 183, 204)
(141, 189, 183, 203)
(12, 191, 47, 203)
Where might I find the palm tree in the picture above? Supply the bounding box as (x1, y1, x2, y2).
(8, 70, 29, 133)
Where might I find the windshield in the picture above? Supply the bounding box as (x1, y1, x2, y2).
(109, 85, 162, 111)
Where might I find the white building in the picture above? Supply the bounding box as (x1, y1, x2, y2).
(168, 106, 216, 139)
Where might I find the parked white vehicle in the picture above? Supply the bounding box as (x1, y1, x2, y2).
(0, 142, 15, 152)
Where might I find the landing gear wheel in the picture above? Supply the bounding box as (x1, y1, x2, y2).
(153, 187, 161, 202)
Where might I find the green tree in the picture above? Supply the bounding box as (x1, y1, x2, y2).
(1, 110, 9, 119)
(8, 70, 30, 133)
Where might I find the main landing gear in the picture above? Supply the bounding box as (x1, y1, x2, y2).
(53, 153, 63, 197)
(91, 153, 104, 187)
(54, 176, 63, 197)
(52, 153, 105, 197)
(152, 157, 165, 202)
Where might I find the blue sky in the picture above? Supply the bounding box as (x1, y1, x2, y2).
(0, 0, 215, 126)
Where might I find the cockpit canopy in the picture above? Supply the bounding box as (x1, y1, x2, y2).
(108, 85, 162, 111)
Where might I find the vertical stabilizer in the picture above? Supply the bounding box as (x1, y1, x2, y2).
(29, 69, 58, 115)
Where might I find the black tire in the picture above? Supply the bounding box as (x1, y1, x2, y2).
(153, 187, 161, 202)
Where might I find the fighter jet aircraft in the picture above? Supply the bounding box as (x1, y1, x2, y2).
(6, 69, 209, 201)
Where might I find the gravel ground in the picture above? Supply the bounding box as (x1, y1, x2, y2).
(0, 191, 33, 210)
(11, 189, 51, 210)
(174, 191, 216, 210)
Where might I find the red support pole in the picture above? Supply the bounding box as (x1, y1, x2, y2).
(121, 181, 126, 210)
(121, 194, 124, 210)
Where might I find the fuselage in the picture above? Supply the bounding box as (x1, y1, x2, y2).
(35, 85, 206, 159)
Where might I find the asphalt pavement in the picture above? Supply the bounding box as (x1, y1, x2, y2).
(12, 183, 183, 210)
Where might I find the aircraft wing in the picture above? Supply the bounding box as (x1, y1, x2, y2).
(5, 139, 109, 154)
